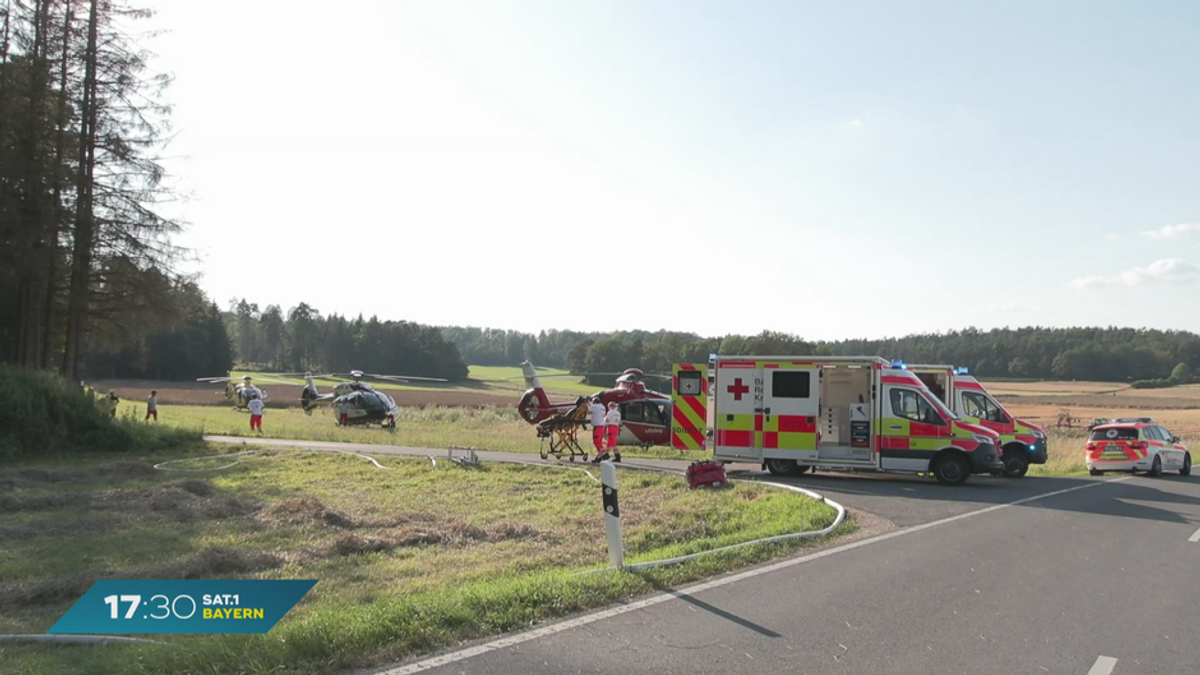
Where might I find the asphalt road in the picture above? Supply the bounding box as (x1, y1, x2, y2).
(203, 437, 1200, 674)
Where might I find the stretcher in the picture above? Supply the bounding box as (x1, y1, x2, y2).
(537, 397, 591, 462)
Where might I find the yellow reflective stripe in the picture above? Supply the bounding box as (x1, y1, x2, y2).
(717, 414, 755, 431)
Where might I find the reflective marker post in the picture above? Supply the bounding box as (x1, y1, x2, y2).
(600, 461, 624, 568)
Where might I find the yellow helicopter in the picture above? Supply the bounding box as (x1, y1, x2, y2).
(196, 372, 294, 410)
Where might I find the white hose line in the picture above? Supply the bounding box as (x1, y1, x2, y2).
(153, 447, 396, 472)
(578, 479, 846, 575)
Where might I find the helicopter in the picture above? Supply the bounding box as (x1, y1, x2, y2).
(516, 361, 675, 448)
(300, 370, 448, 429)
(196, 372, 294, 410)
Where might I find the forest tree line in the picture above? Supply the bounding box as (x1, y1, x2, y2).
(0, 0, 196, 382)
(440, 325, 1200, 384)
(218, 300, 469, 381)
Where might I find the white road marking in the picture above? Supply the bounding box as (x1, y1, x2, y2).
(1088, 655, 1118, 675)
(1188, 526, 1200, 543)
(378, 477, 1132, 674)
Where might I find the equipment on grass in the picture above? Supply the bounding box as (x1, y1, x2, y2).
(686, 460, 728, 489)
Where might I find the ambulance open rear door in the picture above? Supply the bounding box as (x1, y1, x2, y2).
(671, 364, 708, 451)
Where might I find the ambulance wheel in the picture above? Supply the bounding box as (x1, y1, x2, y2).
(765, 458, 798, 476)
(932, 453, 970, 486)
(1002, 450, 1029, 478)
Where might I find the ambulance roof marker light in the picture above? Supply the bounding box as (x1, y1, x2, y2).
(890, 359, 907, 370)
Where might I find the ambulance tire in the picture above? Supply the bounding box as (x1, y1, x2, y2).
(931, 453, 970, 486)
(1001, 448, 1029, 478)
(765, 458, 799, 476)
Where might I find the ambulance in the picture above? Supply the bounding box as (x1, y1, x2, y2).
(905, 364, 1048, 478)
(671, 356, 1004, 485)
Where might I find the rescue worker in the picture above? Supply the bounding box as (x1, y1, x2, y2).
(247, 392, 265, 432)
(587, 396, 606, 455)
(145, 390, 158, 421)
(605, 401, 622, 463)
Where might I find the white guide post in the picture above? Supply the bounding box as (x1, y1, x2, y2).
(600, 460, 624, 568)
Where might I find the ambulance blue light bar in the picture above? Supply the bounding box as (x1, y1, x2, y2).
(955, 366, 970, 375)
(890, 359, 907, 369)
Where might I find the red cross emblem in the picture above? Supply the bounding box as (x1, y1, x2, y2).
(727, 378, 749, 401)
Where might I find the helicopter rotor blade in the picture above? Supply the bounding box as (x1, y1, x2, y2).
(368, 373, 449, 383)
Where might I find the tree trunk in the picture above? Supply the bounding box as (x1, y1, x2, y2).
(62, 0, 99, 383)
(41, 0, 73, 369)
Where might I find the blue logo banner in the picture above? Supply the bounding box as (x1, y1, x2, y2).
(47, 579, 318, 634)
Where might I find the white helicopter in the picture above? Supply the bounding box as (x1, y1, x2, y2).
(195, 372, 294, 410)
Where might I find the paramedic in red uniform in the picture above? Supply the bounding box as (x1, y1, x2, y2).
(247, 393, 264, 432)
(605, 401, 622, 463)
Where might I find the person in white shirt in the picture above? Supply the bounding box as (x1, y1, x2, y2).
(247, 394, 265, 432)
(145, 390, 158, 421)
(586, 397, 606, 455)
(603, 401, 623, 463)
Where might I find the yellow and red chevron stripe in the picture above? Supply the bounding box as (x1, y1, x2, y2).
(671, 363, 708, 451)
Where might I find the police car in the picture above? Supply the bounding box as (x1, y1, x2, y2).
(1085, 417, 1191, 477)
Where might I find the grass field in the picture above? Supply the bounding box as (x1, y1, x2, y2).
(0, 445, 844, 675)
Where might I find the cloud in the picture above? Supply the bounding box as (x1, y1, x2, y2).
(1140, 222, 1200, 240)
(849, 117, 864, 128)
(1102, 233, 1124, 242)
(1068, 258, 1200, 289)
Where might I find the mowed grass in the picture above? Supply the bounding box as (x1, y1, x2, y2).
(0, 446, 845, 675)
(125, 401, 712, 462)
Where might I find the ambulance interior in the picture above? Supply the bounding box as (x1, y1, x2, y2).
(915, 371, 949, 405)
(817, 365, 873, 462)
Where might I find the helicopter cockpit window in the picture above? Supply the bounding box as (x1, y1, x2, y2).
(644, 403, 667, 426)
(623, 403, 643, 423)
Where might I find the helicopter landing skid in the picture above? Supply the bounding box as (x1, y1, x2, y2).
(536, 421, 588, 463)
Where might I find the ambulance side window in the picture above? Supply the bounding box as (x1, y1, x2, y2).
(963, 392, 1009, 424)
(772, 371, 811, 398)
(890, 389, 945, 426)
(962, 392, 989, 419)
(890, 389, 920, 420)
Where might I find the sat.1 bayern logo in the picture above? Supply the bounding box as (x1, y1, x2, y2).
(47, 580, 317, 634)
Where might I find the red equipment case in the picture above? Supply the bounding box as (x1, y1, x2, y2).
(686, 460, 727, 488)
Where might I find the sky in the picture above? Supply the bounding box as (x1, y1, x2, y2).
(138, 0, 1200, 341)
